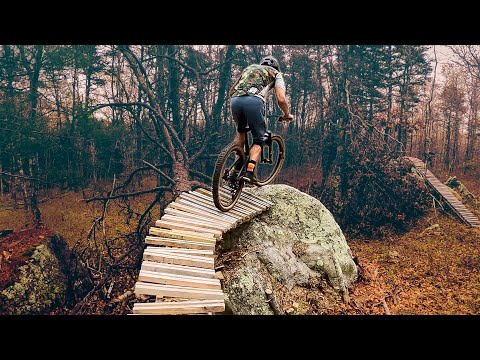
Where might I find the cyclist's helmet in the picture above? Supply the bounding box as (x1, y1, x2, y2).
(260, 55, 280, 71)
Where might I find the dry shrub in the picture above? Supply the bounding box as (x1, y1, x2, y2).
(313, 154, 431, 238)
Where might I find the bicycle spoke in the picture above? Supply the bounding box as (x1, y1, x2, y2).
(212, 143, 245, 212)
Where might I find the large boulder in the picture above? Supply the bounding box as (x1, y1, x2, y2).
(219, 184, 357, 315)
(0, 229, 71, 315)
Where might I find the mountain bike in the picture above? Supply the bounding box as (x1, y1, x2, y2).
(212, 115, 288, 212)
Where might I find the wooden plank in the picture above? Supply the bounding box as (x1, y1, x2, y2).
(132, 300, 225, 315)
(195, 189, 264, 213)
(218, 187, 269, 210)
(242, 189, 274, 206)
(174, 199, 243, 224)
(239, 193, 272, 209)
(149, 228, 216, 243)
(145, 236, 215, 250)
(180, 191, 250, 216)
(160, 214, 229, 232)
(170, 200, 240, 224)
(144, 247, 214, 260)
(141, 261, 215, 279)
(197, 187, 269, 210)
(155, 220, 221, 238)
(178, 193, 246, 218)
(158, 215, 229, 232)
(150, 225, 215, 240)
(155, 220, 222, 238)
(138, 270, 221, 289)
(143, 251, 214, 269)
(134, 282, 224, 300)
(164, 207, 234, 228)
(188, 191, 257, 216)
(179, 193, 250, 219)
(145, 246, 214, 257)
(184, 190, 253, 215)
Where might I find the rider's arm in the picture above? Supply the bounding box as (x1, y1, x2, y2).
(275, 86, 292, 119)
(274, 73, 293, 120)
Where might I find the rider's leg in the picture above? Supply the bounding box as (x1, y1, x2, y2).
(242, 97, 267, 184)
(234, 131, 246, 148)
(248, 144, 261, 162)
(231, 97, 249, 176)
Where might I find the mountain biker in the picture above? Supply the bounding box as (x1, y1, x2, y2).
(228, 55, 294, 184)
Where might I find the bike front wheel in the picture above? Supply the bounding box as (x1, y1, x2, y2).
(256, 135, 286, 186)
(212, 142, 245, 212)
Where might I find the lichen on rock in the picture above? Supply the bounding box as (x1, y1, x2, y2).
(1, 240, 68, 315)
(220, 184, 358, 314)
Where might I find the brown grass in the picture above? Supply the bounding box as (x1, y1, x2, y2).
(0, 178, 166, 249)
(342, 212, 480, 315)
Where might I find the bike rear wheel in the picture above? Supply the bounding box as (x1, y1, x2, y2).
(255, 135, 286, 186)
(212, 142, 245, 212)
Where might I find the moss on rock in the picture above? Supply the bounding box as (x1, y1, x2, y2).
(1, 243, 68, 315)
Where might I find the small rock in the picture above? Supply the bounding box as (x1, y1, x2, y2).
(265, 288, 273, 295)
(426, 224, 440, 231)
(286, 307, 295, 314)
(388, 251, 399, 258)
(292, 302, 299, 309)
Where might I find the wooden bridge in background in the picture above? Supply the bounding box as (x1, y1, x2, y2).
(407, 157, 480, 228)
(131, 187, 273, 315)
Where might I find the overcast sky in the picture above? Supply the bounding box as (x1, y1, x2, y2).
(426, 45, 456, 83)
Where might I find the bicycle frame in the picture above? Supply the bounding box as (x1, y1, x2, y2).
(243, 130, 274, 167)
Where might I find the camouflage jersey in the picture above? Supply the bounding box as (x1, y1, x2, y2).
(231, 64, 286, 101)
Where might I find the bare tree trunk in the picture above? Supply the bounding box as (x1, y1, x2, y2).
(422, 46, 437, 161)
(384, 45, 394, 147)
(444, 112, 452, 170)
(167, 45, 182, 132)
(465, 80, 478, 163)
(30, 155, 42, 227)
(451, 109, 460, 173)
(0, 150, 3, 197)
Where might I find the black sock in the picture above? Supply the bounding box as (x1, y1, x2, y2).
(246, 160, 256, 173)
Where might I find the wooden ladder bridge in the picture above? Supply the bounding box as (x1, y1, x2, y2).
(131, 187, 273, 315)
(407, 157, 480, 228)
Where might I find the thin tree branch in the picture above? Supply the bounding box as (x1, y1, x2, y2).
(141, 160, 175, 184)
(84, 186, 170, 203)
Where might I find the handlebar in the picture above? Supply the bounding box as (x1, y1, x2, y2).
(266, 114, 292, 122)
